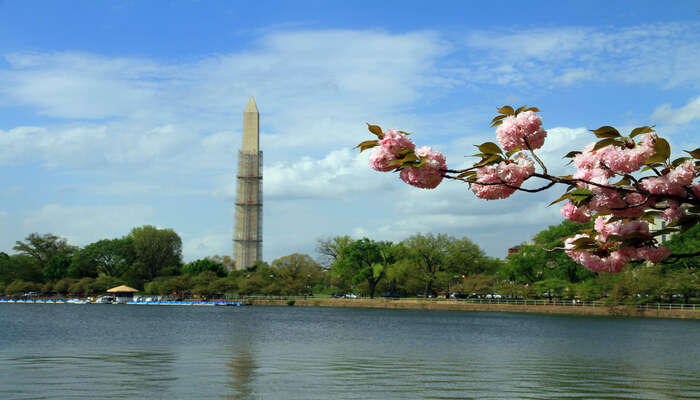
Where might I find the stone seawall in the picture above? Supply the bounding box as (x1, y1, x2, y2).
(249, 298, 700, 320)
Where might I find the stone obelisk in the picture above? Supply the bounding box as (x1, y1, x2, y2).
(233, 97, 262, 270)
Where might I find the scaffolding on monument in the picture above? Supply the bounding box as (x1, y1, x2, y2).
(234, 151, 263, 269)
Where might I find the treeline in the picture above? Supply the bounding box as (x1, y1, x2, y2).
(1, 222, 698, 304)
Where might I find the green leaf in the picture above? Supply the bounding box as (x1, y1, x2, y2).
(497, 105, 514, 115)
(523, 107, 540, 113)
(398, 130, 411, 136)
(641, 163, 664, 171)
(563, 151, 582, 159)
(645, 137, 671, 164)
(514, 105, 527, 115)
(615, 177, 631, 186)
(476, 142, 502, 155)
(367, 123, 384, 139)
(491, 114, 508, 123)
(548, 192, 572, 206)
(590, 126, 621, 138)
(684, 148, 700, 159)
(505, 146, 522, 158)
(671, 157, 691, 167)
(475, 154, 504, 166)
(457, 171, 476, 179)
(592, 138, 620, 152)
(651, 228, 679, 237)
(569, 188, 594, 207)
(355, 140, 378, 152)
(629, 126, 655, 138)
(490, 120, 504, 127)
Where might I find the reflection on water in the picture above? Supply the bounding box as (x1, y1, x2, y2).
(0, 304, 698, 399)
(227, 347, 256, 400)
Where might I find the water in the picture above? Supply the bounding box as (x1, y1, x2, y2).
(0, 304, 698, 399)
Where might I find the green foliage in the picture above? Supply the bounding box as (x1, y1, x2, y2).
(90, 275, 124, 294)
(534, 278, 570, 299)
(333, 238, 392, 298)
(44, 256, 71, 281)
(13, 233, 77, 272)
(68, 277, 94, 296)
(664, 224, 700, 270)
(271, 253, 323, 295)
(129, 225, 182, 281)
(183, 259, 227, 277)
(503, 220, 595, 284)
(5, 280, 40, 295)
(0, 254, 44, 284)
(286, 299, 296, 306)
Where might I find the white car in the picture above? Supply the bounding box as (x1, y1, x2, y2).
(344, 293, 358, 299)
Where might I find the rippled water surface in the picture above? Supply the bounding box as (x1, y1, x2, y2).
(1, 304, 699, 399)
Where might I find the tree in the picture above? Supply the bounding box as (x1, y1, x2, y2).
(401, 233, 451, 298)
(357, 106, 698, 273)
(44, 256, 71, 281)
(183, 259, 227, 277)
(13, 233, 77, 272)
(207, 255, 236, 272)
(129, 226, 182, 281)
(316, 235, 352, 269)
(534, 278, 569, 300)
(663, 268, 699, 304)
(333, 238, 392, 298)
(271, 253, 323, 295)
(663, 225, 700, 270)
(502, 221, 595, 284)
(0, 254, 44, 284)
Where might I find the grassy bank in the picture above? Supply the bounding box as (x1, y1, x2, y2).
(248, 298, 700, 319)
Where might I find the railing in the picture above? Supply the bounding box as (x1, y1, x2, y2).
(239, 296, 699, 310)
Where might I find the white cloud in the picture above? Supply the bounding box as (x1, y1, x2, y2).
(651, 96, 700, 125)
(457, 23, 700, 88)
(22, 204, 155, 246)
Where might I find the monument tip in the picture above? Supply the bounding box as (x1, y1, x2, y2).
(244, 96, 258, 113)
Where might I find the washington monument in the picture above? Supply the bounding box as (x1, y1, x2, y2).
(233, 97, 262, 270)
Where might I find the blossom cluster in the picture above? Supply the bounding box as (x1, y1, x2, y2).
(496, 111, 547, 151)
(368, 129, 446, 189)
(399, 146, 447, 189)
(368, 129, 415, 172)
(564, 216, 670, 273)
(471, 154, 535, 199)
(360, 105, 698, 274)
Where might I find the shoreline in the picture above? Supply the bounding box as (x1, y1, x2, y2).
(249, 298, 700, 320)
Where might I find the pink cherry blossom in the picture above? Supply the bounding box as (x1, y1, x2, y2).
(561, 201, 591, 223)
(471, 165, 515, 200)
(667, 160, 696, 186)
(379, 129, 415, 154)
(471, 154, 535, 199)
(496, 111, 547, 151)
(399, 146, 446, 189)
(368, 146, 397, 172)
(662, 200, 685, 223)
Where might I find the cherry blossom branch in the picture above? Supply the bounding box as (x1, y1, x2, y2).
(661, 251, 700, 263)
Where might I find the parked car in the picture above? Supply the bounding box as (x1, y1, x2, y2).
(344, 293, 358, 299)
(331, 292, 344, 298)
(380, 292, 401, 299)
(450, 293, 469, 299)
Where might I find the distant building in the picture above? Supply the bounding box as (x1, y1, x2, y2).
(233, 98, 263, 270)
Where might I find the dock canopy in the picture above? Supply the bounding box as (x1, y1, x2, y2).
(106, 285, 138, 293)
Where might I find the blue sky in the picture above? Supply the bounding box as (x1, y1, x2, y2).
(1, 1, 699, 263)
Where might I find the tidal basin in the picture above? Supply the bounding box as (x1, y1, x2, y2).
(1, 304, 699, 399)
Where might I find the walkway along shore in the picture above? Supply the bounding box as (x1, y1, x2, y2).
(248, 298, 700, 320)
